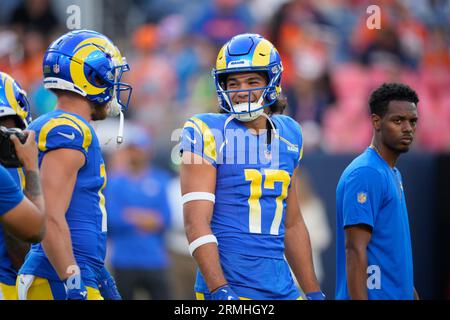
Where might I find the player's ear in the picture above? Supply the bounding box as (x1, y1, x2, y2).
(371, 114, 382, 131)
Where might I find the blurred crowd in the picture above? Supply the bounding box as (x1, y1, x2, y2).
(0, 0, 449, 299)
(1, 0, 449, 159)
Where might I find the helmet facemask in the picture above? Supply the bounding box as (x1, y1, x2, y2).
(215, 68, 281, 122)
(105, 57, 132, 117)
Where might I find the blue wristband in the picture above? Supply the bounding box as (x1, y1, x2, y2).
(305, 291, 326, 300)
(211, 284, 239, 300)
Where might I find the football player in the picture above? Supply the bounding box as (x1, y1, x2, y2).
(0, 72, 45, 299)
(16, 30, 131, 300)
(180, 33, 325, 300)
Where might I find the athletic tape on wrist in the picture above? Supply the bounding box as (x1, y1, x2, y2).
(189, 234, 218, 256)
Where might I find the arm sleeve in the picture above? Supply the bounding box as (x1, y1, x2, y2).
(0, 165, 24, 216)
(179, 117, 218, 167)
(342, 167, 384, 229)
(37, 117, 90, 161)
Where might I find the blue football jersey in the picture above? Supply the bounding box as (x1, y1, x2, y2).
(19, 110, 107, 287)
(180, 113, 304, 299)
(0, 167, 25, 286)
(335, 147, 414, 300)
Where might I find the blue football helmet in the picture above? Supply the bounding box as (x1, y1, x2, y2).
(213, 33, 283, 122)
(0, 72, 32, 129)
(43, 29, 132, 117)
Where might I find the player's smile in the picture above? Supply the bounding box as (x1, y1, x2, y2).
(226, 72, 266, 105)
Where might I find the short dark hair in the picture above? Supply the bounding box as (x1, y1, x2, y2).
(369, 83, 419, 117)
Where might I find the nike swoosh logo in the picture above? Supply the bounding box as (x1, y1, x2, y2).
(57, 132, 75, 140)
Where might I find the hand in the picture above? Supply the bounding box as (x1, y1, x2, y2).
(305, 291, 326, 300)
(124, 208, 162, 232)
(10, 130, 38, 171)
(97, 267, 122, 300)
(65, 272, 88, 300)
(211, 284, 239, 300)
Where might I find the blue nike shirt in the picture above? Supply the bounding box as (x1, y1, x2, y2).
(106, 168, 172, 269)
(335, 147, 414, 300)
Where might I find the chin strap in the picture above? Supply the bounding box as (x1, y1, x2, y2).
(219, 114, 236, 154)
(260, 112, 277, 136)
(218, 112, 278, 155)
(116, 110, 124, 145)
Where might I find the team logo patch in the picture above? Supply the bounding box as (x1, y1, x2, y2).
(53, 64, 60, 74)
(287, 144, 299, 153)
(357, 192, 367, 204)
(227, 60, 250, 68)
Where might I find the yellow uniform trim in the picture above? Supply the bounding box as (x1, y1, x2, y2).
(0, 283, 18, 300)
(196, 292, 205, 300)
(17, 167, 26, 190)
(87, 287, 104, 300)
(59, 113, 93, 152)
(264, 169, 291, 235)
(190, 117, 217, 162)
(21, 276, 54, 300)
(245, 169, 263, 234)
(16, 276, 104, 300)
(98, 163, 107, 232)
(183, 120, 201, 135)
(252, 39, 272, 67)
(298, 125, 304, 161)
(38, 118, 82, 152)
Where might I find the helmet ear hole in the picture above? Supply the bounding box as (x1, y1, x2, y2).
(94, 74, 105, 86)
(218, 74, 228, 89)
(87, 70, 106, 87)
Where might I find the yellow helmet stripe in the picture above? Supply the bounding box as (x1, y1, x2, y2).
(251, 39, 272, 67)
(70, 45, 107, 96)
(59, 113, 93, 152)
(74, 37, 123, 62)
(38, 118, 82, 151)
(189, 117, 217, 162)
(216, 45, 227, 70)
(4, 75, 29, 121)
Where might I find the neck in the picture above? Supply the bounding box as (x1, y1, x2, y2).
(55, 94, 92, 121)
(242, 113, 269, 134)
(370, 137, 399, 168)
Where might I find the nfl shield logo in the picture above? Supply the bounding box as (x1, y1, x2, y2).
(53, 64, 60, 74)
(357, 192, 367, 204)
